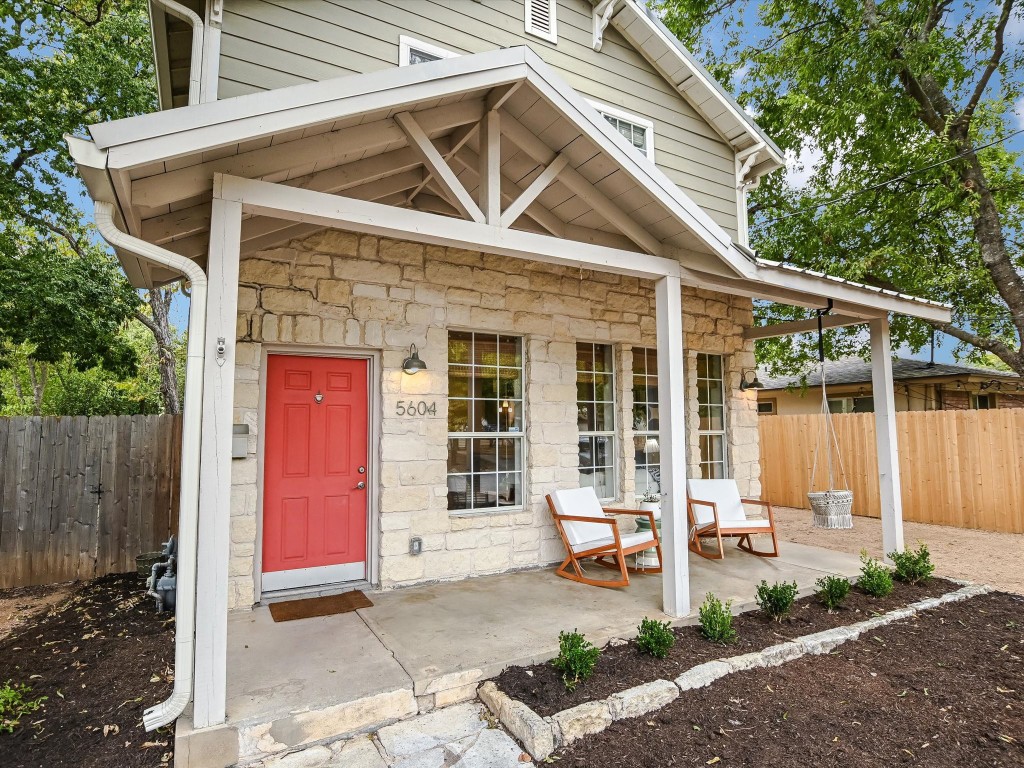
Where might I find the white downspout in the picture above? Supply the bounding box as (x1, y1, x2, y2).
(94, 202, 208, 731)
(151, 0, 204, 106)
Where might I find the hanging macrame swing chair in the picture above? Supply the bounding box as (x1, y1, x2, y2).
(807, 302, 854, 529)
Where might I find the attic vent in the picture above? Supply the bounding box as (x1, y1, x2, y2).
(525, 0, 557, 43)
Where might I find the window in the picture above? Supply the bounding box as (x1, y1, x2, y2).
(589, 102, 655, 160)
(828, 396, 874, 414)
(632, 348, 660, 497)
(577, 343, 616, 499)
(525, 0, 557, 43)
(399, 35, 458, 67)
(757, 399, 776, 415)
(447, 332, 524, 513)
(972, 393, 996, 409)
(697, 353, 727, 479)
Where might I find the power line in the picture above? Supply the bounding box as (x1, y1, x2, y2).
(760, 127, 1024, 225)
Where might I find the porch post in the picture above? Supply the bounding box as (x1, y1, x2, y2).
(655, 275, 690, 618)
(193, 185, 243, 729)
(869, 315, 904, 559)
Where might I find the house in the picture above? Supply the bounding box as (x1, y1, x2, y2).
(755, 357, 1024, 415)
(66, 0, 951, 764)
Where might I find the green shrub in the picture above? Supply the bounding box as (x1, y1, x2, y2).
(889, 543, 935, 585)
(857, 551, 894, 597)
(552, 630, 601, 691)
(636, 617, 675, 659)
(698, 593, 737, 644)
(1, 681, 46, 734)
(755, 580, 799, 622)
(815, 575, 852, 611)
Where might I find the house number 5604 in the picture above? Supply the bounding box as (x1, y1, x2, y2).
(395, 400, 437, 416)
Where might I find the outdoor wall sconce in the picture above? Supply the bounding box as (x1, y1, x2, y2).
(402, 344, 427, 375)
(739, 369, 764, 391)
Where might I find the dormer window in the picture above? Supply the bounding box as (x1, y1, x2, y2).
(399, 36, 458, 67)
(525, 0, 557, 43)
(589, 102, 655, 161)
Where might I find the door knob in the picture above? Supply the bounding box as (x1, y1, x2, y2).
(355, 481, 366, 490)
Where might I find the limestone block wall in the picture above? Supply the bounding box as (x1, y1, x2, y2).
(228, 229, 758, 609)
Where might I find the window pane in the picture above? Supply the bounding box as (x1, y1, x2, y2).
(576, 343, 595, 372)
(473, 334, 499, 366)
(497, 438, 521, 472)
(499, 335, 522, 368)
(497, 472, 520, 506)
(473, 366, 498, 399)
(593, 373, 613, 402)
(498, 366, 522, 399)
(409, 48, 442, 65)
(500, 400, 522, 432)
(594, 401, 615, 432)
(594, 345, 613, 373)
(447, 474, 471, 511)
(590, 467, 613, 499)
(473, 437, 497, 472)
(448, 438, 471, 474)
(578, 436, 594, 469)
(448, 331, 472, 364)
(449, 365, 472, 398)
(448, 399, 470, 433)
(473, 399, 499, 432)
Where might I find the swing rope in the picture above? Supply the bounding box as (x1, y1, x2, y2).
(806, 300, 854, 529)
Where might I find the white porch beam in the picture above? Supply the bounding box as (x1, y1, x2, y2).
(870, 316, 905, 560)
(744, 314, 867, 340)
(218, 175, 680, 280)
(451, 148, 566, 237)
(131, 101, 483, 209)
(499, 154, 568, 228)
(655, 275, 689, 618)
(406, 122, 479, 205)
(501, 112, 663, 255)
(478, 109, 501, 224)
(395, 111, 485, 223)
(485, 81, 522, 112)
(192, 189, 242, 730)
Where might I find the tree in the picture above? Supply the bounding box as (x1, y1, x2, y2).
(657, 0, 1024, 376)
(1, 0, 184, 412)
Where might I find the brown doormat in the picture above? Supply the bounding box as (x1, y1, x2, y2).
(268, 591, 373, 622)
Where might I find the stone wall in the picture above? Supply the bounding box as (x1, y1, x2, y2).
(228, 229, 759, 609)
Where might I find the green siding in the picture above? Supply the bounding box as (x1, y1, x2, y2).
(218, 0, 739, 235)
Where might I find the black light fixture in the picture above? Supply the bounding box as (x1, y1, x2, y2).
(402, 344, 426, 375)
(739, 369, 764, 391)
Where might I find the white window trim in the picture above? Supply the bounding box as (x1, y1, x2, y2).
(577, 342, 618, 502)
(696, 353, 728, 479)
(398, 35, 459, 67)
(588, 100, 656, 161)
(446, 331, 526, 516)
(525, 0, 558, 44)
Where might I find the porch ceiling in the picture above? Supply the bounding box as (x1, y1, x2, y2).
(70, 46, 951, 324)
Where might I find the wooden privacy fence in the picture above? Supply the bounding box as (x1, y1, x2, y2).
(759, 410, 1024, 534)
(0, 415, 182, 588)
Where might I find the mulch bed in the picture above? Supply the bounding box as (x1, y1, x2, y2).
(496, 578, 958, 717)
(0, 573, 175, 768)
(557, 590, 1024, 767)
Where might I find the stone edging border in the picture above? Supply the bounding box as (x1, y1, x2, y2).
(478, 583, 991, 761)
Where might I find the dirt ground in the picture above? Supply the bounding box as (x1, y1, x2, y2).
(774, 506, 1024, 594)
(498, 578, 958, 717)
(0, 582, 74, 641)
(0, 573, 174, 768)
(558, 591, 1024, 767)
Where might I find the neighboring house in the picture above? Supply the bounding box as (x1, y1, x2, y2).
(66, 0, 951, 760)
(756, 357, 1024, 415)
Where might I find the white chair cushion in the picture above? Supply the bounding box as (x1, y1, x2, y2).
(719, 518, 773, 531)
(687, 479, 749, 526)
(549, 487, 613, 548)
(571, 531, 655, 554)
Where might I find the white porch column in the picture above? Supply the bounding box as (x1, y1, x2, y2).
(655, 275, 690, 618)
(869, 315, 905, 559)
(193, 187, 243, 729)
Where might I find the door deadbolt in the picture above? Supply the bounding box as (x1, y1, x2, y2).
(358, 466, 366, 474)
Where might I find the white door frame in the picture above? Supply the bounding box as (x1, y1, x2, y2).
(254, 345, 381, 603)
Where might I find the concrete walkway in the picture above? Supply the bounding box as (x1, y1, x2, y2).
(218, 539, 860, 763)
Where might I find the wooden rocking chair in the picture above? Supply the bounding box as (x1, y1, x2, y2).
(686, 479, 779, 560)
(546, 487, 662, 588)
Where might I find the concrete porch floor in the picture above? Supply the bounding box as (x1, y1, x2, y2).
(204, 539, 861, 764)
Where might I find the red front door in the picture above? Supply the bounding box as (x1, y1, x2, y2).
(262, 354, 369, 591)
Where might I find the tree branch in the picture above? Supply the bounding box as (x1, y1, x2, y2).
(957, 0, 1012, 127)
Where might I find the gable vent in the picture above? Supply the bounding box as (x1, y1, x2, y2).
(525, 0, 557, 43)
